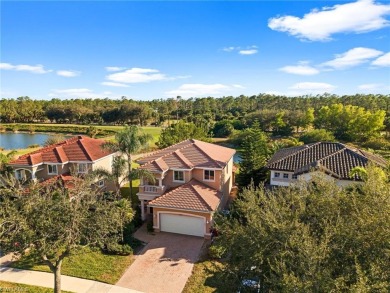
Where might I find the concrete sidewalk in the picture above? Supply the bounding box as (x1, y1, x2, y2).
(0, 266, 143, 293)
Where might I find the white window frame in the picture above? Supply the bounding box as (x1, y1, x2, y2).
(283, 173, 289, 179)
(292, 174, 298, 180)
(78, 163, 88, 174)
(204, 169, 215, 182)
(173, 170, 185, 182)
(47, 164, 58, 175)
(274, 172, 280, 178)
(97, 179, 105, 187)
(15, 170, 24, 180)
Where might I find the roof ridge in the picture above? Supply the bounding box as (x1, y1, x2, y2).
(77, 139, 93, 161)
(192, 142, 223, 168)
(173, 149, 193, 168)
(316, 144, 349, 163)
(268, 142, 320, 167)
(15, 136, 81, 160)
(140, 140, 194, 168)
(188, 179, 214, 211)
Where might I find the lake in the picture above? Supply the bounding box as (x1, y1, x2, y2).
(0, 132, 70, 150)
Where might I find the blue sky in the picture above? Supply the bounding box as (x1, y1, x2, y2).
(1, 0, 389, 100)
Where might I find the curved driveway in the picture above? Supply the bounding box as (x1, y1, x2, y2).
(116, 232, 204, 293)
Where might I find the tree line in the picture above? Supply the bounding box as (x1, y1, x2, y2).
(1, 94, 389, 128)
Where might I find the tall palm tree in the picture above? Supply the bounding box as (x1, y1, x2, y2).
(101, 125, 154, 198)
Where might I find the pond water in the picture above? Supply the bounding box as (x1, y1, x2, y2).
(0, 132, 69, 150)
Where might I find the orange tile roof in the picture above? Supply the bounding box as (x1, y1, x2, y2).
(138, 139, 235, 172)
(9, 136, 114, 166)
(148, 179, 222, 212)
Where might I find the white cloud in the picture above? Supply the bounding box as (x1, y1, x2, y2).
(106, 68, 167, 84)
(268, 0, 390, 41)
(289, 82, 336, 93)
(56, 70, 80, 77)
(279, 63, 320, 75)
(238, 49, 258, 55)
(222, 47, 236, 52)
(358, 83, 382, 90)
(222, 45, 258, 55)
(0, 62, 51, 74)
(48, 88, 119, 99)
(371, 52, 390, 66)
(166, 83, 244, 98)
(105, 66, 126, 72)
(101, 81, 130, 87)
(321, 47, 383, 69)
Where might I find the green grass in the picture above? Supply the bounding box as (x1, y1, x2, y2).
(0, 281, 73, 293)
(183, 242, 235, 293)
(9, 247, 133, 285)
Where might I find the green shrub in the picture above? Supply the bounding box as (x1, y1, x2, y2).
(300, 129, 335, 144)
(146, 221, 154, 233)
(362, 137, 390, 151)
(208, 244, 226, 259)
(28, 144, 40, 148)
(28, 125, 35, 133)
(104, 242, 133, 256)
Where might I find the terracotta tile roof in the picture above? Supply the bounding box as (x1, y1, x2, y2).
(9, 136, 114, 166)
(138, 139, 235, 172)
(148, 179, 222, 212)
(267, 142, 387, 180)
(40, 173, 78, 189)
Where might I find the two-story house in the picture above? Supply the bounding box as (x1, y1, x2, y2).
(267, 142, 387, 187)
(8, 135, 119, 190)
(136, 139, 236, 238)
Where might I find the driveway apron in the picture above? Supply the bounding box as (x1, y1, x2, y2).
(116, 232, 204, 293)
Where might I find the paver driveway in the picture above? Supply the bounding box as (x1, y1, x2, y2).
(116, 232, 204, 293)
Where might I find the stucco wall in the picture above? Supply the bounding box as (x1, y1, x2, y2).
(192, 168, 222, 191)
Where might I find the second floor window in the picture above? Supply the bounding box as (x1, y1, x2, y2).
(78, 163, 88, 174)
(204, 170, 215, 181)
(47, 164, 58, 175)
(173, 170, 184, 182)
(283, 173, 289, 179)
(274, 172, 280, 178)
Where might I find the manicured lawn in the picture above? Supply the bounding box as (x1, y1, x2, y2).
(183, 243, 234, 293)
(0, 281, 73, 293)
(9, 247, 133, 285)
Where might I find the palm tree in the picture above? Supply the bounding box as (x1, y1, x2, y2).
(92, 156, 155, 198)
(101, 125, 154, 198)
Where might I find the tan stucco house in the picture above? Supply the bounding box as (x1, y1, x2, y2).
(8, 135, 119, 190)
(136, 139, 236, 238)
(267, 142, 387, 187)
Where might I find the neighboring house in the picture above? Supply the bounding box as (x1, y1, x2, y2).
(136, 139, 236, 238)
(8, 135, 119, 190)
(267, 142, 387, 187)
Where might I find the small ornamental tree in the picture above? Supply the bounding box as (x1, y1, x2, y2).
(0, 175, 133, 293)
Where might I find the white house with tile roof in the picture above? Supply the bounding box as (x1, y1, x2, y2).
(267, 142, 387, 187)
(136, 139, 236, 238)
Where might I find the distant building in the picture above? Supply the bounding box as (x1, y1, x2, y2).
(8, 136, 120, 191)
(267, 142, 387, 187)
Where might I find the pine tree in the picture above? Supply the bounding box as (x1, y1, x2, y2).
(237, 121, 269, 188)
